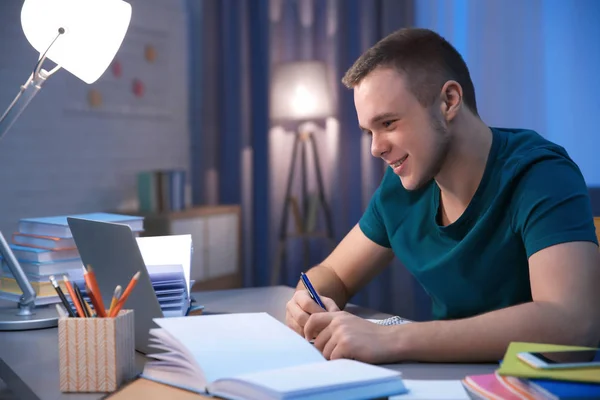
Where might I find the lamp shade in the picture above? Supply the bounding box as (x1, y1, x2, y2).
(21, 0, 132, 84)
(270, 61, 334, 122)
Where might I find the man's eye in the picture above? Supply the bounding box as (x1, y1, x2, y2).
(383, 121, 394, 128)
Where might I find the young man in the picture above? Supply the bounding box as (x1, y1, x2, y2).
(285, 28, 600, 364)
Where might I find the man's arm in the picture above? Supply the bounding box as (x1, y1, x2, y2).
(297, 224, 394, 309)
(391, 241, 600, 362)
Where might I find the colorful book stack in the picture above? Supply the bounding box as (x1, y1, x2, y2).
(0, 212, 144, 305)
(462, 342, 600, 399)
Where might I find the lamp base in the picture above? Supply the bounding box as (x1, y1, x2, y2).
(0, 305, 58, 331)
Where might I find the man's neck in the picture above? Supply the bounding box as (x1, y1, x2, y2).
(435, 113, 493, 224)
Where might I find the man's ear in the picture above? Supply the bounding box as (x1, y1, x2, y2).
(439, 80, 463, 122)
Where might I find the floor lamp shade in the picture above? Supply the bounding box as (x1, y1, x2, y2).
(21, 0, 132, 84)
(270, 61, 334, 122)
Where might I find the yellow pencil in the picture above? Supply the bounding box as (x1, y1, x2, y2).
(109, 271, 140, 317)
(108, 285, 122, 317)
(83, 297, 96, 317)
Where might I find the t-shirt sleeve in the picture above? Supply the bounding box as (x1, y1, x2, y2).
(512, 150, 598, 258)
(359, 186, 391, 248)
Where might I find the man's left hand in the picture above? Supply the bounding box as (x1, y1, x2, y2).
(304, 311, 403, 364)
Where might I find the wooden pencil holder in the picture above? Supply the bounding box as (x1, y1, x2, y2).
(58, 309, 136, 393)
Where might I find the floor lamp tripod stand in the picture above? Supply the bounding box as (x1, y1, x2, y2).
(271, 129, 335, 285)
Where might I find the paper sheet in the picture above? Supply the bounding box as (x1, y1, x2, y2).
(390, 379, 469, 399)
(151, 312, 326, 384)
(136, 235, 192, 296)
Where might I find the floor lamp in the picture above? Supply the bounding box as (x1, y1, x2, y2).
(270, 61, 335, 285)
(0, 0, 131, 331)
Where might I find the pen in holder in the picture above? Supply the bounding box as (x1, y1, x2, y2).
(58, 309, 136, 393)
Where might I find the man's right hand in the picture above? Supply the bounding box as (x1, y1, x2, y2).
(285, 290, 340, 337)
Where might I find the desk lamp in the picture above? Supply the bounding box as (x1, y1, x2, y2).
(269, 61, 335, 285)
(0, 0, 132, 331)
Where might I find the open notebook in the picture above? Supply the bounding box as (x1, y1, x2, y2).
(136, 235, 193, 317)
(141, 312, 408, 400)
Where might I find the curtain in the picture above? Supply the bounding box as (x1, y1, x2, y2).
(268, 0, 426, 320)
(187, 0, 271, 288)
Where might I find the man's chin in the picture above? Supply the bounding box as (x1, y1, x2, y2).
(398, 175, 425, 191)
(398, 175, 414, 190)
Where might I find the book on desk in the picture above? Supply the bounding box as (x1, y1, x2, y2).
(463, 342, 600, 399)
(0, 212, 144, 306)
(140, 312, 408, 400)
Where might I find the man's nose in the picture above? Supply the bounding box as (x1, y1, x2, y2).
(371, 134, 388, 158)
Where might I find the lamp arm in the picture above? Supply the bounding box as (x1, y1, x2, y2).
(0, 27, 64, 142)
(0, 29, 64, 314)
(0, 69, 51, 313)
(0, 232, 37, 314)
(33, 27, 64, 79)
(0, 71, 45, 144)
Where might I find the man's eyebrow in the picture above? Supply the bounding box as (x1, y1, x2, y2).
(370, 112, 399, 124)
(359, 112, 399, 132)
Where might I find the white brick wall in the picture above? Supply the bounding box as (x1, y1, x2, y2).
(0, 0, 190, 235)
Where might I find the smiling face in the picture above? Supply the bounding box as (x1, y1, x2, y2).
(355, 67, 451, 191)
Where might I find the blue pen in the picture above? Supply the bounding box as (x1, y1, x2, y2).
(300, 272, 326, 310)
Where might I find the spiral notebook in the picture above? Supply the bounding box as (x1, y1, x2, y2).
(368, 316, 413, 326)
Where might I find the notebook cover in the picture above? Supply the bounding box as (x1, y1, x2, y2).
(106, 378, 210, 399)
(496, 342, 600, 383)
(19, 213, 144, 238)
(462, 373, 526, 400)
(21, 213, 143, 226)
(525, 378, 600, 399)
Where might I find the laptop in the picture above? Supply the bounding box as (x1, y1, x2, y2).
(67, 217, 167, 354)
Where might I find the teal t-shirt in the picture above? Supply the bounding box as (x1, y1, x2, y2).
(359, 127, 598, 320)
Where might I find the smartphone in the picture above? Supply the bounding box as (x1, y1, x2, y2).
(517, 349, 600, 369)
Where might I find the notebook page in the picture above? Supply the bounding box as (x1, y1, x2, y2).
(391, 380, 469, 399)
(209, 359, 405, 399)
(153, 313, 326, 384)
(136, 235, 192, 296)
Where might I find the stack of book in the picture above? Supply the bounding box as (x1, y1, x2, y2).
(462, 342, 600, 399)
(0, 212, 144, 305)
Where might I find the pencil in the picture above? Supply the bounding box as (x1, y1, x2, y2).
(73, 282, 90, 318)
(109, 271, 140, 317)
(108, 285, 122, 317)
(83, 296, 96, 318)
(63, 274, 84, 318)
(49, 275, 75, 318)
(83, 265, 106, 317)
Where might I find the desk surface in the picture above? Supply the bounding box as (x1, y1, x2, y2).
(0, 285, 497, 400)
